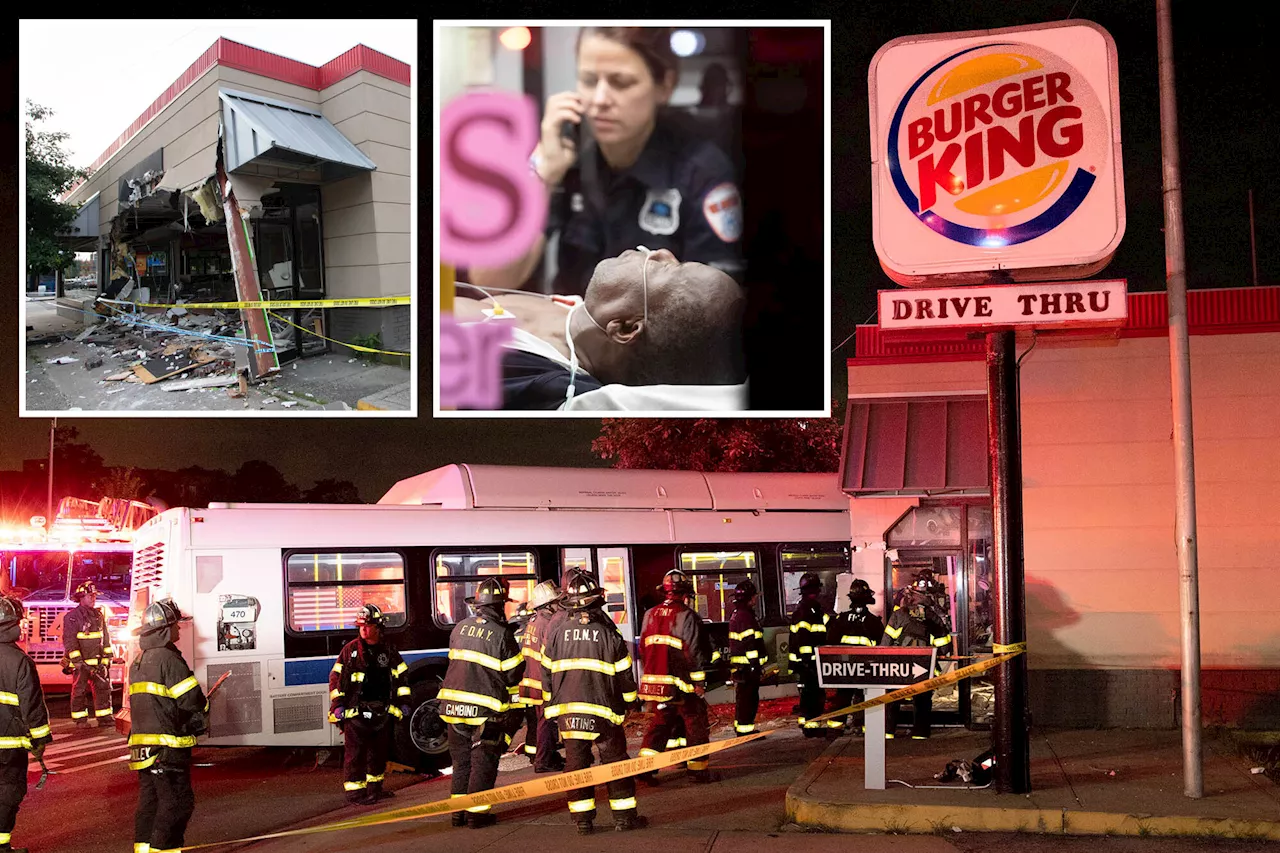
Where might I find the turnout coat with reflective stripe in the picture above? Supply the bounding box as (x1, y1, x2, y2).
(787, 596, 831, 669)
(438, 614, 524, 723)
(832, 607, 884, 648)
(127, 641, 208, 769)
(637, 598, 712, 702)
(882, 596, 952, 651)
(62, 604, 112, 666)
(728, 604, 765, 672)
(0, 639, 53, 756)
(539, 606, 636, 733)
(328, 638, 410, 724)
(516, 605, 561, 704)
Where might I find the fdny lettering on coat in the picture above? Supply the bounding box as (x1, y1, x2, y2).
(461, 624, 495, 642)
(564, 627, 602, 643)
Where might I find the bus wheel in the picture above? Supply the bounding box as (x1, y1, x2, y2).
(395, 682, 450, 771)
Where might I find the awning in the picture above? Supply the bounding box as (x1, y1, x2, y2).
(840, 395, 990, 496)
(219, 88, 377, 182)
(56, 191, 100, 250)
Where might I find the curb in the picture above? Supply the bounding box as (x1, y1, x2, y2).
(785, 738, 1280, 840)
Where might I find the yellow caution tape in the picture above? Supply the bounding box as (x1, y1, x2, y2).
(104, 296, 410, 310)
(992, 641, 1027, 654)
(808, 649, 1026, 725)
(178, 731, 766, 850)
(265, 311, 410, 358)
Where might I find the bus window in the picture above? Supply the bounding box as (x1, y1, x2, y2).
(779, 543, 851, 614)
(678, 550, 760, 623)
(433, 550, 537, 626)
(285, 551, 407, 633)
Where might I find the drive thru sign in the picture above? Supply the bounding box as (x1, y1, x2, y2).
(815, 646, 938, 791)
(816, 646, 937, 689)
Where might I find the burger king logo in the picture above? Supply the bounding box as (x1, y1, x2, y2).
(887, 42, 1110, 249)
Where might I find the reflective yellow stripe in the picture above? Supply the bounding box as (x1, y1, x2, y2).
(84, 658, 101, 666)
(687, 759, 709, 770)
(366, 773, 384, 783)
(729, 629, 754, 640)
(730, 655, 750, 664)
(396, 686, 411, 697)
(129, 754, 158, 771)
(31, 724, 52, 739)
(448, 648, 523, 672)
(842, 635, 876, 646)
(932, 634, 952, 647)
(548, 657, 623, 676)
(791, 621, 827, 632)
(622, 691, 637, 703)
(710, 650, 722, 662)
(331, 662, 343, 674)
(788, 654, 800, 662)
(351, 672, 365, 682)
(734, 722, 756, 733)
(745, 650, 760, 658)
(130, 682, 174, 698)
(0, 736, 32, 749)
(331, 689, 344, 699)
(96, 708, 114, 717)
(610, 796, 637, 810)
(884, 624, 904, 639)
(388, 706, 404, 719)
(77, 631, 104, 639)
(129, 733, 197, 748)
(569, 798, 597, 813)
(71, 709, 89, 719)
(798, 646, 813, 654)
(170, 676, 199, 698)
(522, 647, 544, 663)
(0, 692, 18, 706)
(639, 748, 660, 757)
(438, 688, 508, 713)
(520, 676, 543, 690)
(643, 634, 683, 649)
(640, 673, 695, 693)
(69, 651, 82, 658)
(690, 671, 706, 682)
(615, 655, 633, 673)
(134, 843, 151, 853)
(440, 715, 488, 725)
(543, 702, 625, 725)
(344, 781, 367, 791)
(0, 834, 9, 845)
(827, 719, 844, 727)
(392, 662, 408, 677)
(754, 630, 764, 639)
(562, 730, 600, 740)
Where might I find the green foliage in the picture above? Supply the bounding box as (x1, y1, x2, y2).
(350, 332, 383, 361)
(592, 401, 844, 472)
(25, 101, 90, 276)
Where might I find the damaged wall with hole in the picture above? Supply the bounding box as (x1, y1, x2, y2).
(63, 39, 411, 365)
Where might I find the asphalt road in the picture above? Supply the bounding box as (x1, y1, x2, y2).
(17, 697, 1280, 853)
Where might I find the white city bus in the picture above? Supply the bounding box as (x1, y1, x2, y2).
(121, 465, 851, 768)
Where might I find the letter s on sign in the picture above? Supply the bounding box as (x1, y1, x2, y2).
(440, 92, 546, 268)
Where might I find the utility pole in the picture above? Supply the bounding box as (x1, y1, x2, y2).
(46, 417, 57, 536)
(1157, 0, 1204, 799)
(1248, 190, 1259, 286)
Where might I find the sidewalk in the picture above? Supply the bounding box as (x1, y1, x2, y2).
(786, 727, 1280, 840)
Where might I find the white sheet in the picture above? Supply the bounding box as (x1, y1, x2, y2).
(560, 382, 748, 412)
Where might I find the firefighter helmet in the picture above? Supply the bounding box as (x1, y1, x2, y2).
(798, 572, 823, 593)
(355, 604, 387, 627)
(466, 577, 510, 606)
(732, 579, 758, 602)
(0, 596, 23, 626)
(848, 579, 876, 607)
(563, 570, 605, 610)
(75, 580, 99, 601)
(140, 598, 191, 635)
(531, 580, 563, 611)
(911, 569, 937, 592)
(661, 569, 693, 596)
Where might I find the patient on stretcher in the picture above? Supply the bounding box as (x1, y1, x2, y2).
(454, 248, 746, 411)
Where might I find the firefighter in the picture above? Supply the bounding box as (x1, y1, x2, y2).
(329, 604, 410, 805)
(438, 577, 524, 829)
(882, 569, 953, 739)
(540, 570, 645, 834)
(515, 581, 566, 773)
(128, 598, 209, 853)
(788, 572, 834, 736)
(62, 580, 114, 727)
(1, 595, 52, 853)
(637, 569, 717, 783)
(727, 579, 765, 735)
(829, 579, 885, 732)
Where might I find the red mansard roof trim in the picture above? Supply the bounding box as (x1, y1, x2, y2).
(850, 285, 1280, 366)
(66, 38, 410, 198)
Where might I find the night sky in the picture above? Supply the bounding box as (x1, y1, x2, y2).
(3, 4, 1276, 502)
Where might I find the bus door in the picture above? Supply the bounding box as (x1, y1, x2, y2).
(560, 547, 638, 648)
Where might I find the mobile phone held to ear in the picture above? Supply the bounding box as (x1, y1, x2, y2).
(560, 119, 579, 147)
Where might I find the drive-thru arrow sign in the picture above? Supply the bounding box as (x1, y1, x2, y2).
(814, 646, 938, 689)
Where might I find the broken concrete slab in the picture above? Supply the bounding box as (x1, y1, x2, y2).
(47, 356, 79, 365)
(104, 372, 133, 381)
(160, 375, 239, 392)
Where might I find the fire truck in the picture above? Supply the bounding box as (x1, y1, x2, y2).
(1, 497, 157, 691)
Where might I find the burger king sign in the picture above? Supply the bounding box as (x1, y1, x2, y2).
(869, 20, 1124, 286)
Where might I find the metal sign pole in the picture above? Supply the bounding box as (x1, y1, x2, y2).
(864, 689, 886, 790)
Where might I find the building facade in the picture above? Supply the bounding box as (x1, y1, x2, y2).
(841, 286, 1280, 729)
(62, 38, 411, 362)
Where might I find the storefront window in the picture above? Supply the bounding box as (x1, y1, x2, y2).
(285, 551, 406, 632)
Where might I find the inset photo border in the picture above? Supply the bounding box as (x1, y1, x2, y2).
(18, 18, 417, 417)
(434, 20, 831, 417)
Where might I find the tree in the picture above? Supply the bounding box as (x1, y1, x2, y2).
(92, 467, 155, 503)
(25, 101, 90, 278)
(304, 479, 363, 504)
(49, 424, 106, 498)
(230, 461, 300, 503)
(592, 402, 845, 473)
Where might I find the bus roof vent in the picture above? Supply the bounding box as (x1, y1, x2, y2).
(133, 541, 167, 591)
(703, 472, 848, 511)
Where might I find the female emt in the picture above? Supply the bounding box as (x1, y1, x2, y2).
(469, 26, 745, 296)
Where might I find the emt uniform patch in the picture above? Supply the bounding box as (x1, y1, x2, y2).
(703, 182, 743, 243)
(639, 188, 682, 236)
